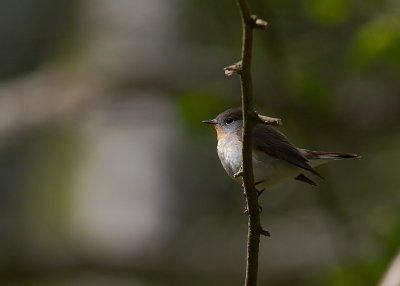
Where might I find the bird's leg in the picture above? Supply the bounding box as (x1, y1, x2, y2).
(242, 183, 270, 236)
(242, 183, 263, 214)
(255, 180, 266, 197)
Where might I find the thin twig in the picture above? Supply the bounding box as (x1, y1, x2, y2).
(257, 114, 282, 126)
(233, 0, 268, 285)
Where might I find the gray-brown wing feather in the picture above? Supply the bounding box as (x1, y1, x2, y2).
(252, 124, 322, 177)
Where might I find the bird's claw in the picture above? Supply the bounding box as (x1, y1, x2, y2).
(256, 189, 265, 197)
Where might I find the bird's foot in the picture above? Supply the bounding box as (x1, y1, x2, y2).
(242, 183, 266, 198)
(256, 189, 265, 197)
(255, 181, 266, 197)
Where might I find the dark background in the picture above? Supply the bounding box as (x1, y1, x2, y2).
(0, 0, 399, 285)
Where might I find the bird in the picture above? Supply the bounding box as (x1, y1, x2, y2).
(202, 107, 360, 193)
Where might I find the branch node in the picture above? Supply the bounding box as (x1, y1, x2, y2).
(224, 61, 243, 76)
(249, 15, 268, 29)
(257, 114, 283, 126)
(255, 18, 268, 29)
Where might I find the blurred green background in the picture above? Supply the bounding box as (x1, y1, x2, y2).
(0, 0, 399, 285)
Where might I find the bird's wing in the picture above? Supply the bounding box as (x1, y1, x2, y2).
(252, 124, 322, 178)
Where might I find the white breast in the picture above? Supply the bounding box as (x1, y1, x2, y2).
(217, 133, 242, 178)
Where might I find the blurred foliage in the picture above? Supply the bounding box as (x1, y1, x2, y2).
(347, 14, 400, 69)
(16, 126, 81, 227)
(0, 0, 80, 79)
(304, 0, 350, 26)
(178, 88, 232, 130)
(286, 68, 335, 116)
(179, 0, 400, 122)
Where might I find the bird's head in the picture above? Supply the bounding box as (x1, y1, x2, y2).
(202, 108, 243, 137)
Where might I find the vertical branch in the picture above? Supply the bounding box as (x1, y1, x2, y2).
(238, 2, 260, 286)
(225, 1, 269, 286)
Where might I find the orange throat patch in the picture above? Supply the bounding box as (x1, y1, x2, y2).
(215, 125, 229, 141)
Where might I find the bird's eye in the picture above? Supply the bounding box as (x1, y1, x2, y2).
(225, 118, 233, 125)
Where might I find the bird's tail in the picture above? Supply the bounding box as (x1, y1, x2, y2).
(299, 149, 361, 161)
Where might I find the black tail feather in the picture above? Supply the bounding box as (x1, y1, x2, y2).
(311, 151, 361, 160)
(299, 149, 361, 160)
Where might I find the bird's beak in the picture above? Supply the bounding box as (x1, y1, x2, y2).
(202, 119, 217, 125)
